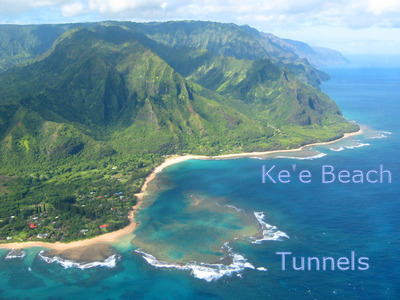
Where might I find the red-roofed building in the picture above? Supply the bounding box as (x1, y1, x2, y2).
(29, 223, 37, 229)
(99, 224, 109, 229)
(97, 196, 103, 199)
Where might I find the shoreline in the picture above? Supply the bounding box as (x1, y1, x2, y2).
(0, 129, 362, 251)
(0, 199, 142, 250)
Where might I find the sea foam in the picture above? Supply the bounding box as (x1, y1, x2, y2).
(275, 152, 327, 160)
(216, 203, 245, 213)
(38, 251, 119, 269)
(251, 212, 289, 244)
(368, 130, 392, 139)
(4, 249, 26, 260)
(135, 206, 288, 281)
(329, 146, 345, 152)
(344, 142, 370, 149)
(135, 243, 255, 282)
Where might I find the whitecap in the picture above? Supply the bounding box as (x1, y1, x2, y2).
(251, 212, 289, 244)
(4, 249, 26, 260)
(344, 142, 370, 149)
(329, 146, 344, 152)
(135, 244, 255, 282)
(275, 153, 327, 160)
(257, 267, 267, 271)
(38, 251, 119, 269)
(368, 130, 392, 139)
(369, 134, 386, 139)
(216, 203, 245, 213)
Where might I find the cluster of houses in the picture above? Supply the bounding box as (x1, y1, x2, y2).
(1, 190, 129, 242)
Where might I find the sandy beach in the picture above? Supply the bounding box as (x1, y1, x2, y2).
(0, 128, 362, 251)
(1, 199, 141, 250)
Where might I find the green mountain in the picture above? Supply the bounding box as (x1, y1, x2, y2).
(279, 37, 349, 67)
(120, 21, 330, 87)
(0, 21, 348, 82)
(0, 22, 358, 242)
(0, 23, 82, 73)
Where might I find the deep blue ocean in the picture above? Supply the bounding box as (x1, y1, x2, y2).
(0, 66, 399, 299)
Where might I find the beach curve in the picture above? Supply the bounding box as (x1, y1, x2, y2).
(0, 128, 362, 251)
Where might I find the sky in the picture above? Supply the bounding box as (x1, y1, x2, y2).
(0, 0, 399, 55)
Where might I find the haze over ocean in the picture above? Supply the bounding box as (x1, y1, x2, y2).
(1, 65, 399, 299)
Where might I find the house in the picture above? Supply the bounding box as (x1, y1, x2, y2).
(6, 237, 12, 241)
(29, 223, 37, 229)
(99, 224, 109, 229)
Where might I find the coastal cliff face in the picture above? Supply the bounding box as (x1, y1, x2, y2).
(0, 21, 358, 242)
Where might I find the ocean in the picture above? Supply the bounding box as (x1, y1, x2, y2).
(0, 66, 399, 299)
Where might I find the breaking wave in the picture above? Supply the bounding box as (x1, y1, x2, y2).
(275, 153, 327, 160)
(329, 146, 344, 152)
(4, 249, 26, 260)
(251, 212, 289, 244)
(135, 209, 285, 281)
(216, 203, 245, 213)
(344, 142, 370, 149)
(369, 131, 392, 139)
(38, 251, 119, 269)
(135, 243, 256, 282)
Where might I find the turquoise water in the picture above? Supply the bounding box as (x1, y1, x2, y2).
(0, 67, 399, 299)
